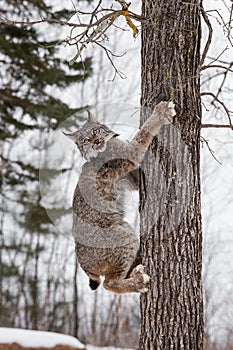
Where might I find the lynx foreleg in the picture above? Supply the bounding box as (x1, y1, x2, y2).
(96, 101, 176, 186)
(124, 101, 176, 168)
(131, 101, 176, 151)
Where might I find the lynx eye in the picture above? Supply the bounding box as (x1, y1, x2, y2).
(83, 137, 90, 144)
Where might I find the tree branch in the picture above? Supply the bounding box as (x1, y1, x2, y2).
(0, 1, 141, 69)
(201, 124, 233, 130)
(200, 3, 213, 68)
(200, 136, 222, 165)
(201, 63, 233, 73)
(201, 92, 233, 128)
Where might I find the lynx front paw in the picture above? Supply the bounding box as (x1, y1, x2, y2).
(154, 101, 176, 125)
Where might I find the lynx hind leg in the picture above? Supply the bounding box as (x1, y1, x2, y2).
(126, 249, 142, 278)
(104, 268, 150, 294)
(154, 101, 176, 125)
(125, 168, 140, 191)
(89, 279, 100, 290)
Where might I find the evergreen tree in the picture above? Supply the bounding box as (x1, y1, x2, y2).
(0, 0, 91, 331)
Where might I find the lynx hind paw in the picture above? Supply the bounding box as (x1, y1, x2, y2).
(138, 273, 150, 293)
(132, 265, 151, 292)
(135, 264, 150, 284)
(133, 265, 150, 283)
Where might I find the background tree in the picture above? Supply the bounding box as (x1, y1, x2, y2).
(0, 0, 91, 331)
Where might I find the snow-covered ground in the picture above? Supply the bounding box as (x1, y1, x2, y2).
(0, 328, 134, 350)
(87, 347, 133, 350)
(0, 328, 85, 348)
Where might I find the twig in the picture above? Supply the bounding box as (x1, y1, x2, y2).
(1, 0, 230, 72)
(200, 136, 222, 165)
(207, 47, 229, 66)
(206, 4, 233, 47)
(1, 1, 142, 69)
(227, 4, 233, 46)
(95, 42, 127, 80)
(0, 16, 88, 28)
(200, 3, 213, 67)
(215, 63, 233, 100)
(201, 92, 233, 128)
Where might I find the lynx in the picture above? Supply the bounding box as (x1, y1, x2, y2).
(64, 101, 176, 294)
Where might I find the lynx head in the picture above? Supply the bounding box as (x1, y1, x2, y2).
(63, 111, 118, 161)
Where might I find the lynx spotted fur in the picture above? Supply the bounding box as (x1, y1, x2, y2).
(64, 101, 176, 294)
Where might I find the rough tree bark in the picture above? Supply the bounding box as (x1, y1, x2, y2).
(139, 1, 204, 349)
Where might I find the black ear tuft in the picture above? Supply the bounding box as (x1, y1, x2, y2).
(89, 278, 100, 290)
(87, 110, 98, 123)
(62, 130, 77, 141)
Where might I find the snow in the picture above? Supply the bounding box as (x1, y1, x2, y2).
(0, 328, 135, 350)
(86, 346, 134, 350)
(0, 328, 85, 349)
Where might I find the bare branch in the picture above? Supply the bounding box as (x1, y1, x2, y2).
(95, 42, 127, 80)
(215, 63, 233, 100)
(206, 3, 233, 47)
(228, 4, 233, 46)
(0, 15, 88, 28)
(201, 124, 233, 130)
(200, 136, 222, 165)
(201, 92, 233, 128)
(202, 63, 233, 73)
(200, 3, 213, 67)
(0, 1, 143, 75)
(207, 47, 230, 66)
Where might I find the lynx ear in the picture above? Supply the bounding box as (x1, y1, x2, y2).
(62, 131, 78, 141)
(87, 110, 98, 123)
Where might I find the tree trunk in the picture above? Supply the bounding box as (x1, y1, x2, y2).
(139, 1, 204, 349)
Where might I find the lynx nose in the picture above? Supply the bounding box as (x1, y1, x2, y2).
(94, 138, 100, 145)
(94, 138, 104, 145)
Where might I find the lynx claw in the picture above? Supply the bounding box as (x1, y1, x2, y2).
(168, 101, 176, 117)
(165, 101, 176, 123)
(142, 273, 150, 284)
(135, 264, 145, 274)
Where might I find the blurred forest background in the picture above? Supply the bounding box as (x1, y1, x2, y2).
(1, 0, 233, 349)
